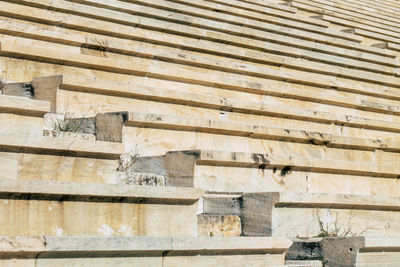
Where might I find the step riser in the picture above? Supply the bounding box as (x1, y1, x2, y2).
(0, 199, 198, 237)
(0, 254, 286, 267)
(0, 152, 119, 183)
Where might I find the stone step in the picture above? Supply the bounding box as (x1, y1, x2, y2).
(0, 179, 203, 237)
(129, 150, 400, 194)
(0, 133, 123, 183)
(321, 0, 400, 27)
(290, 0, 400, 28)
(3, 23, 400, 108)
(341, 0, 400, 15)
(286, 237, 400, 267)
(3, 17, 396, 84)
(0, 94, 50, 117)
(123, 111, 400, 152)
(291, 0, 400, 36)
(343, 27, 400, 45)
(233, 0, 298, 13)
(3, 37, 400, 116)
(11, 75, 400, 146)
(195, 0, 330, 28)
(1, 0, 395, 62)
(200, 191, 400, 237)
(75, 0, 360, 43)
(3, 20, 393, 83)
(53, 76, 400, 130)
(0, 236, 292, 266)
(5, 44, 400, 130)
(0, 94, 50, 136)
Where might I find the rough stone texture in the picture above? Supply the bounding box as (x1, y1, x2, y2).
(130, 151, 199, 187)
(198, 215, 241, 237)
(117, 172, 166, 186)
(286, 237, 400, 267)
(201, 194, 242, 216)
(241, 192, 280, 236)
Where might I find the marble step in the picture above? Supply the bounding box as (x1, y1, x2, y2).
(0, 179, 203, 237)
(0, 236, 292, 266)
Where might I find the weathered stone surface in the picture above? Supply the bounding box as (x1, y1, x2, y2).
(95, 112, 126, 142)
(117, 172, 166, 186)
(286, 237, 400, 267)
(198, 215, 241, 237)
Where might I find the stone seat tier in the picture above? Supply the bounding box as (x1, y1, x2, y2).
(0, 133, 123, 183)
(10, 76, 400, 152)
(199, 191, 400, 237)
(332, 0, 400, 16)
(76, 0, 360, 43)
(0, 94, 50, 137)
(130, 149, 400, 186)
(228, 0, 298, 14)
(0, 236, 292, 267)
(123, 111, 400, 152)
(0, 0, 395, 63)
(53, 75, 400, 127)
(0, 19, 397, 84)
(286, 237, 400, 267)
(16, 75, 400, 135)
(194, 0, 329, 28)
(2, 37, 400, 112)
(343, 28, 400, 45)
(289, 0, 400, 35)
(0, 179, 203, 237)
(0, 94, 50, 117)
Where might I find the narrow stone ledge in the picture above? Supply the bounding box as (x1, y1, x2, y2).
(0, 179, 204, 204)
(0, 94, 50, 116)
(0, 236, 292, 254)
(0, 133, 123, 159)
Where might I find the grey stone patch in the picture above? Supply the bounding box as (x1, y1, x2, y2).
(286, 237, 365, 267)
(117, 172, 166, 186)
(1, 82, 34, 98)
(202, 194, 242, 216)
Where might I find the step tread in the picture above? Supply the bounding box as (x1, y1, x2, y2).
(0, 133, 123, 158)
(0, 94, 50, 116)
(0, 179, 204, 203)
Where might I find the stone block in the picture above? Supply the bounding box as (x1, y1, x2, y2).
(198, 215, 241, 237)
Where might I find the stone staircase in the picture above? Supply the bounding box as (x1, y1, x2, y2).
(1, 0, 400, 266)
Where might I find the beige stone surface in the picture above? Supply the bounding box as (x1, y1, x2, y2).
(198, 215, 241, 237)
(0, 179, 201, 237)
(0, 94, 50, 116)
(0, 236, 292, 266)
